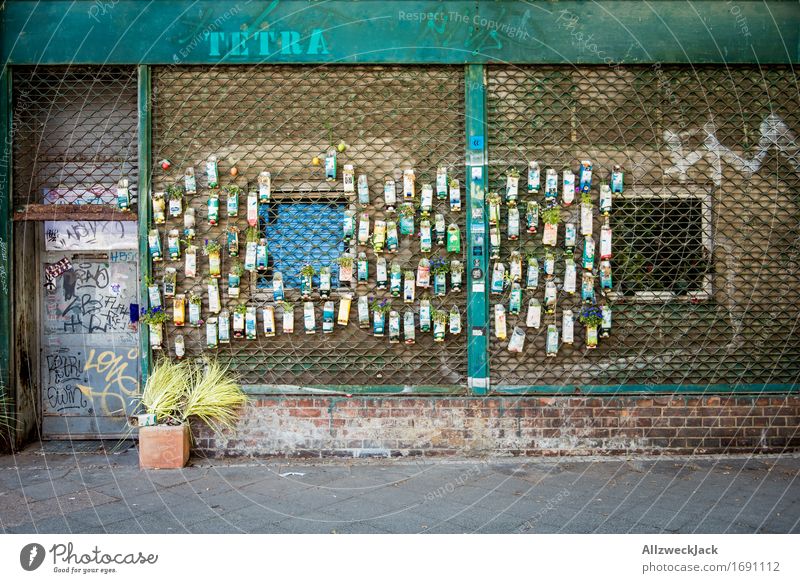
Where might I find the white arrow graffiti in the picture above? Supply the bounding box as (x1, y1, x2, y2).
(664, 114, 800, 185)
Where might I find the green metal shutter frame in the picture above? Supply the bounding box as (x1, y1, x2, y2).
(486, 65, 800, 390)
(150, 65, 468, 390)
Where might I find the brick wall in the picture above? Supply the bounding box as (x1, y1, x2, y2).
(191, 395, 800, 458)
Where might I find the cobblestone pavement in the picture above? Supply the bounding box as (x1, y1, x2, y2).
(1, 444, 798, 534)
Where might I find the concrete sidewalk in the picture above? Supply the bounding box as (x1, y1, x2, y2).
(1, 444, 798, 534)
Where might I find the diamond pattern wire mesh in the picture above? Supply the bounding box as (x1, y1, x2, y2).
(487, 65, 800, 388)
(150, 65, 467, 388)
(12, 67, 139, 207)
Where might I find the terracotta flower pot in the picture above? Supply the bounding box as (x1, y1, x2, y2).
(138, 424, 190, 469)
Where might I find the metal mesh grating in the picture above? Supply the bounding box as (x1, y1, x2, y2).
(150, 65, 467, 388)
(487, 65, 800, 388)
(12, 66, 139, 207)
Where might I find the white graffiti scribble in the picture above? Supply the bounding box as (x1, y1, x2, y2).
(664, 114, 800, 185)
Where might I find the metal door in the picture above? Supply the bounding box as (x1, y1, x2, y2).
(41, 246, 140, 438)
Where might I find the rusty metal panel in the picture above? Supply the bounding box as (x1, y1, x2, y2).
(150, 65, 467, 389)
(486, 65, 800, 389)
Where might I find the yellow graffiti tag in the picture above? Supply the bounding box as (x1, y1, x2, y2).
(77, 348, 139, 415)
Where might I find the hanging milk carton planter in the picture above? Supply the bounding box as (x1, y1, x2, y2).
(228, 262, 243, 299)
(149, 320, 164, 350)
(337, 294, 352, 326)
(343, 164, 355, 195)
(545, 168, 558, 204)
(509, 251, 522, 283)
(446, 223, 461, 253)
(601, 304, 612, 338)
(581, 197, 593, 236)
(508, 326, 526, 353)
(564, 258, 577, 294)
(403, 310, 416, 345)
(319, 266, 333, 298)
(388, 310, 401, 344)
(449, 179, 461, 211)
(149, 229, 163, 262)
(487, 192, 501, 225)
(505, 169, 520, 204)
(527, 161, 541, 193)
(357, 174, 370, 206)
(562, 309, 574, 345)
(206, 156, 219, 189)
(610, 164, 624, 194)
(204, 240, 222, 278)
(341, 208, 356, 243)
(403, 270, 415, 303)
(402, 168, 416, 200)
(207, 278, 221, 314)
(117, 178, 130, 211)
(243, 191, 257, 227)
(434, 213, 446, 246)
(526, 298, 542, 328)
(372, 300, 389, 336)
(225, 185, 240, 218)
(546, 324, 559, 357)
(420, 298, 432, 332)
(491, 262, 506, 294)
(146, 276, 161, 310)
(542, 207, 560, 247)
(399, 203, 415, 236)
(489, 225, 501, 260)
(163, 268, 177, 299)
(167, 229, 181, 260)
(173, 294, 186, 327)
(218, 310, 231, 343)
(450, 260, 463, 292)
(337, 253, 354, 285)
(188, 291, 202, 327)
(417, 257, 431, 288)
(544, 251, 555, 278)
(357, 212, 370, 246)
(270, 270, 284, 301)
(509, 283, 522, 315)
(580, 305, 603, 348)
(258, 171, 271, 203)
(246, 306, 258, 340)
(175, 334, 186, 359)
(526, 256, 539, 290)
(183, 207, 196, 242)
(449, 306, 461, 335)
(244, 227, 258, 272)
(373, 220, 386, 253)
(322, 301, 335, 334)
(299, 265, 315, 299)
(599, 260, 613, 290)
(494, 304, 507, 340)
(233, 305, 246, 339)
(526, 200, 539, 233)
(376, 256, 388, 289)
(436, 166, 448, 200)
(389, 262, 402, 297)
(582, 236, 595, 271)
(281, 302, 295, 334)
(420, 218, 433, 253)
(429, 257, 445, 295)
(184, 167, 197, 195)
(582, 273, 596, 303)
(420, 183, 433, 216)
(152, 192, 166, 224)
(356, 253, 369, 285)
(227, 226, 239, 257)
(544, 280, 557, 314)
(325, 148, 337, 182)
(599, 184, 612, 216)
(384, 179, 397, 211)
(600, 221, 612, 260)
(386, 220, 399, 252)
(564, 222, 577, 253)
(358, 296, 370, 329)
(141, 308, 167, 350)
(578, 160, 593, 193)
(562, 169, 576, 206)
(207, 191, 220, 226)
(432, 309, 447, 342)
(507, 206, 520, 241)
(206, 318, 218, 349)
